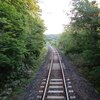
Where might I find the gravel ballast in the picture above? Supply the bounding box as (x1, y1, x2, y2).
(59, 51, 100, 100)
(19, 48, 100, 100)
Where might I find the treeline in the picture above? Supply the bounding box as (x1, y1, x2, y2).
(0, 0, 45, 92)
(58, 0, 100, 92)
(45, 34, 59, 46)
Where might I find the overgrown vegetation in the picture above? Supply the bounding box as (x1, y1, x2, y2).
(0, 0, 46, 99)
(58, 0, 100, 92)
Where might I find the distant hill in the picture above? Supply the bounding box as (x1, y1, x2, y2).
(45, 34, 60, 46)
(45, 34, 60, 41)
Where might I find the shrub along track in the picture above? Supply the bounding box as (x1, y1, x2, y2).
(59, 50, 100, 100)
(19, 47, 51, 100)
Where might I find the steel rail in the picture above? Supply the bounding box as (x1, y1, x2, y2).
(56, 50, 70, 100)
(42, 52, 54, 100)
(41, 48, 69, 100)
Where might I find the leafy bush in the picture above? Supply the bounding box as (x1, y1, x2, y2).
(58, 0, 100, 93)
(89, 66, 100, 92)
(0, 0, 45, 93)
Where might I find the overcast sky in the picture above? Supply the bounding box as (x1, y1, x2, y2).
(39, 0, 100, 35)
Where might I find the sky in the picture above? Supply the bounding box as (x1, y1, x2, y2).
(39, 0, 72, 35)
(39, 0, 100, 35)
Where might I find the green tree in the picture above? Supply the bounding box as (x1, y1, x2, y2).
(0, 0, 45, 90)
(58, 0, 100, 92)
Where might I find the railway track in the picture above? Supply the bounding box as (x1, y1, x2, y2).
(37, 48, 76, 100)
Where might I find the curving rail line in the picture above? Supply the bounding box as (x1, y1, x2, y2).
(37, 48, 75, 100)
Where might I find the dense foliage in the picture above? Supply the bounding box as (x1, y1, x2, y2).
(0, 0, 45, 93)
(58, 0, 100, 92)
